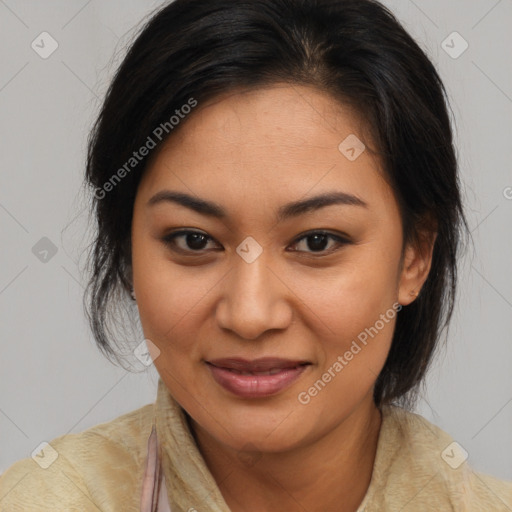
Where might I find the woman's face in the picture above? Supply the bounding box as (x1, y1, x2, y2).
(131, 84, 430, 453)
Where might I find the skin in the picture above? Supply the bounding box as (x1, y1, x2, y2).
(131, 84, 436, 512)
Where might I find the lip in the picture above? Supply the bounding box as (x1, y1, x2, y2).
(207, 357, 310, 372)
(205, 358, 311, 398)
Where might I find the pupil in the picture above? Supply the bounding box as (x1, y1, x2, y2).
(308, 234, 328, 251)
(187, 233, 207, 250)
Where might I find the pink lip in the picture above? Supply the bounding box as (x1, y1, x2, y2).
(205, 358, 311, 398)
(207, 357, 310, 372)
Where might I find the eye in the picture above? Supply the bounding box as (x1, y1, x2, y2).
(161, 229, 350, 256)
(288, 230, 350, 255)
(161, 230, 220, 254)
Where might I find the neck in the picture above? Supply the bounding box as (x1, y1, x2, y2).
(189, 395, 382, 512)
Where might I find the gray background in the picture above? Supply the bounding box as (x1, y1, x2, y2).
(1, 0, 511, 482)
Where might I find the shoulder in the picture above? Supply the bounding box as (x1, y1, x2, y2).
(0, 403, 154, 512)
(362, 405, 512, 511)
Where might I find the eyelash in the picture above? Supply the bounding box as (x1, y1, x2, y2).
(160, 229, 351, 256)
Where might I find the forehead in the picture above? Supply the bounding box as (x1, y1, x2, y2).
(168, 84, 366, 152)
(137, 84, 390, 214)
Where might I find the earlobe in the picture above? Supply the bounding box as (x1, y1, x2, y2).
(397, 231, 437, 306)
(399, 289, 419, 307)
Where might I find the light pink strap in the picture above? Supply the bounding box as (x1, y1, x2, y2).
(156, 472, 172, 512)
(141, 424, 172, 511)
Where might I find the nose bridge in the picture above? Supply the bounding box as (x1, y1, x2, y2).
(233, 248, 270, 303)
(216, 245, 291, 339)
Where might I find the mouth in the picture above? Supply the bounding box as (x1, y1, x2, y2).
(206, 357, 311, 372)
(205, 357, 312, 398)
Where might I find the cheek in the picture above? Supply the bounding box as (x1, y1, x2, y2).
(307, 281, 396, 368)
(293, 246, 400, 382)
(301, 246, 400, 331)
(298, 278, 398, 417)
(132, 245, 218, 363)
(135, 269, 202, 340)
(132, 235, 182, 339)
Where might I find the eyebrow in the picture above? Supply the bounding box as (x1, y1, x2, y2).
(147, 190, 368, 222)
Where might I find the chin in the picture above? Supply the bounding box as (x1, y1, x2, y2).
(210, 406, 312, 452)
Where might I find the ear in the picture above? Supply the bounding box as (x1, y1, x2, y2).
(397, 228, 437, 306)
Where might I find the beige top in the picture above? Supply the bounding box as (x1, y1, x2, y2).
(1, 377, 511, 511)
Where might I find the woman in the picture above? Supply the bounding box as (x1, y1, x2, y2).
(1, 0, 511, 510)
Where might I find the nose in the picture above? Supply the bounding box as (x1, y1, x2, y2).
(215, 254, 293, 340)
